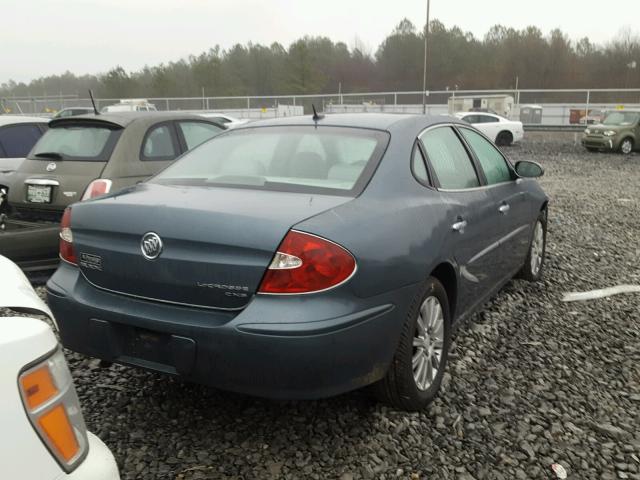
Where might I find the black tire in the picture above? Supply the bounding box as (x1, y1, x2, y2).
(496, 130, 513, 146)
(586, 147, 598, 152)
(517, 210, 547, 281)
(620, 137, 634, 155)
(372, 277, 451, 411)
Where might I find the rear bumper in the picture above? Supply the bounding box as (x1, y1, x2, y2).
(0, 218, 59, 271)
(47, 263, 416, 399)
(61, 432, 119, 480)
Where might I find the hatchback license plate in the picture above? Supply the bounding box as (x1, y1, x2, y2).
(26, 185, 52, 203)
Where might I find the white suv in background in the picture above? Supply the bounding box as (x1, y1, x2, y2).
(0, 255, 120, 480)
(455, 111, 524, 146)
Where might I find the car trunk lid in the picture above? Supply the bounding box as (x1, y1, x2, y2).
(72, 183, 352, 310)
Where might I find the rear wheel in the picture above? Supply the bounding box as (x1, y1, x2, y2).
(372, 277, 450, 411)
(620, 138, 634, 155)
(518, 212, 547, 281)
(496, 131, 514, 146)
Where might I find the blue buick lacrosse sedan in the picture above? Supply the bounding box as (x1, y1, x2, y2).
(47, 113, 547, 410)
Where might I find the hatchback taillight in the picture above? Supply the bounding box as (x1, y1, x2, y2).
(59, 208, 77, 265)
(81, 179, 112, 201)
(258, 230, 356, 294)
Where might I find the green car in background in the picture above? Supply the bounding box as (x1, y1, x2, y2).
(582, 110, 640, 154)
(0, 111, 224, 274)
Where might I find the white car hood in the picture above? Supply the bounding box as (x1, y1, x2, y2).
(0, 255, 53, 321)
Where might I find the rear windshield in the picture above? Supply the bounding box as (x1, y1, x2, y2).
(30, 124, 121, 161)
(151, 126, 389, 195)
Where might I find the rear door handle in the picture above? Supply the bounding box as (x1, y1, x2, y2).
(452, 220, 467, 232)
(498, 204, 510, 214)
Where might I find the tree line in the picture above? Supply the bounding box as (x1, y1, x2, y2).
(2, 19, 639, 99)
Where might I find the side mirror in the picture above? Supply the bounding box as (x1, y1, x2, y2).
(515, 160, 544, 178)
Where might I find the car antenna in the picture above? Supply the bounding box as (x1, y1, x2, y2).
(312, 104, 324, 122)
(88, 89, 100, 115)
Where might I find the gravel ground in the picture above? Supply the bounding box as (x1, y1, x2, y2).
(8, 132, 640, 479)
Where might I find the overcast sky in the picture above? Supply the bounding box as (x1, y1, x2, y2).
(2, 0, 638, 85)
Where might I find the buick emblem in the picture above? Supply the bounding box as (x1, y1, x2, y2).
(141, 232, 163, 260)
(46, 162, 57, 172)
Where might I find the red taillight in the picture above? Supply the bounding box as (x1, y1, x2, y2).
(258, 231, 356, 294)
(81, 179, 112, 201)
(59, 207, 77, 265)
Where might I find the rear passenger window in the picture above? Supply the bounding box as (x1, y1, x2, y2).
(420, 127, 479, 189)
(412, 144, 430, 185)
(478, 115, 499, 123)
(0, 125, 44, 158)
(178, 121, 223, 150)
(459, 128, 512, 184)
(142, 124, 177, 160)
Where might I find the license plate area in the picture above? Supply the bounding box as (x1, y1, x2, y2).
(127, 328, 171, 363)
(26, 185, 53, 204)
(87, 319, 196, 375)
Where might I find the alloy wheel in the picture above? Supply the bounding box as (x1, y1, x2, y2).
(412, 296, 445, 391)
(621, 139, 633, 155)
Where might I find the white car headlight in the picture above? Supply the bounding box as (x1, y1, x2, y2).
(584, 128, 591, 135)
(603, 130, 617, 137)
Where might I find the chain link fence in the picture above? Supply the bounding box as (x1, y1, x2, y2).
(2, 89, 640, 126)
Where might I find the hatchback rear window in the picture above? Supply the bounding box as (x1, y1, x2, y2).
(30, 124, 120, 161)
(151, 126, 389, 196)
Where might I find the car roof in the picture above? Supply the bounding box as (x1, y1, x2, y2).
(239, 113, 455, 131)
(0, 115, 49, 126)
(49, 111, 212, 128)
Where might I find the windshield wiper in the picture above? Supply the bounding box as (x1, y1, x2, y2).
(34, 152, 63, 160)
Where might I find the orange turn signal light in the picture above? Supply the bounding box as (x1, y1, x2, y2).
(38, 404, 80, 462)
(20, 365, 58, 410)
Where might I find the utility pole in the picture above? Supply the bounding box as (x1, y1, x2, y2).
(422, 0, 431, 115)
